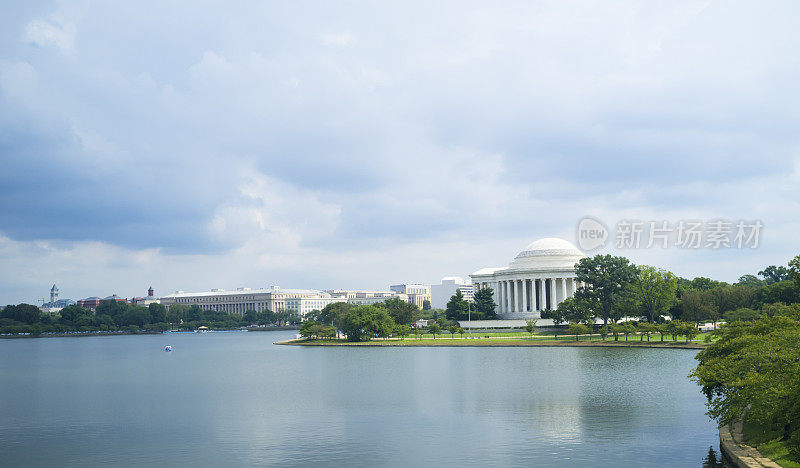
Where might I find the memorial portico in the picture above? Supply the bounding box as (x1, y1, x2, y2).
(469, 238, 587, 319)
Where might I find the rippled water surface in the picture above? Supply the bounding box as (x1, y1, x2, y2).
(0, 331, 721, 466)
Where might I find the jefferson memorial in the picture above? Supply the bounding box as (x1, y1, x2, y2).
(470, 238, 587, 319)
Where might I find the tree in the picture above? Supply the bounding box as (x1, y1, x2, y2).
(378, 297, 418, 325)
(789, 255, 800, 289)
(759, 265, 791, 284)
(243, 309, 258, 324)
(428, 323, 441, 339)
(681, 290, 718, 326)
(394, 324, 410, 340)
(607, 323, 621, 341)
(552, 297, 595, 326)
(300, 320, 324, 339)
(149, 303, 167, 323)
(598, 325, 609, 341)
(457, 327, 465, 338)
(681, 322, 699, 343)
(472, 287, 497, 319)
(447, 324, 458, 339)
(633, 265, 678, 323)
(308, 302, 351, 325)
(568, 323, 589, 341)
(524, 319, 538, 338)
(737, 274, 763, 287)
(166, 304, 186, 323)
(723, 308, 760, 323)
(2, 304, 41, 324)
(445, 290, 469, 321)
(336, 305, 395, 342)
(58, 304, 89, 324)
(620, 322, 635, 341)
(574, 254, 637, 325)
(665, 321, 680, 341)
(691, 316, 800, 457)
(637, 322, 656, 341)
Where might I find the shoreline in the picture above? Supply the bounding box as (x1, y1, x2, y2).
(0, 326, 299, 339)
(276, 338, 707, 349)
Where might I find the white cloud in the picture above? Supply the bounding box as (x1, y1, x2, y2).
(22, 19, 75, 53)
(322, 32, 356, 47)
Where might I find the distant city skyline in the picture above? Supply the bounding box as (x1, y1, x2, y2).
(2, 1, 800, 304)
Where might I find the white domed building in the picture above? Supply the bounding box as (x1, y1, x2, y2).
(470, 238, 587, 319)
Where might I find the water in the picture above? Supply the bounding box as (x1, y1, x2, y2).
(0, 331, 722, 467)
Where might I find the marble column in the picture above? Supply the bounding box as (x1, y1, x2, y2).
(522, 279, 528, 312)
(549, 278, 556, 310)
(505, 280, 512, 314)
(560, 278, 567, 305)
(537, 279, 544, 311)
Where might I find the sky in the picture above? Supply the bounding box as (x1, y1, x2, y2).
(1, 0, 799, 304)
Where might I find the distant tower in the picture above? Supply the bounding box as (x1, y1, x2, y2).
(148, 286, 154, 297)
(50, 284, 59, 304)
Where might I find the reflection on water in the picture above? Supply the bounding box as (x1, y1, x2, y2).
(0, 331, 722, 467)
(702, 446, 728, 467)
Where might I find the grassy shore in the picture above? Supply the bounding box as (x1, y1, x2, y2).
(743, 420, 800, 468)
(278, 333, 709, 349)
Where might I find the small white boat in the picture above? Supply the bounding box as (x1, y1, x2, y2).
(164, 345, 172, 352)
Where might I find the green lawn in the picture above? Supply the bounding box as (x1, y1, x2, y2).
(293, 332, 710, 348)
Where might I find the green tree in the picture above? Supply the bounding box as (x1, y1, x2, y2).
(428, 323, 441, 339)
(148, 303, 167, 323)
(524, 319, 538, 338)
(336, 305, 395, 342)
(2, 304, 41, 324)
(243, 309, 258, 324)
(394, 324, 410, 340)
(681, 322, 699, 343)
(472, 287, 497, 319)
(737, 274, 763, 286)
(574, 254, 637, 325)
(568, 323, 589, 341)
(445, 290, 469, 321)
(637, 322, 656, 341)
(759, 265, 791, 284)
(620, 322, 636, 341)
(457, 327, 465, 338)
(723, 307, 760, 323)
(552, 297, 595, 326)
(691, 316, 800, 458)
(378, 297, 418, 325)
(788, 255, 800, 289)
(633, 265, 678, 323)
(681, 290, 718, 326)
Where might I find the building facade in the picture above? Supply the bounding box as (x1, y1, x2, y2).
(159, 286, 332, 316)
(389, 284, 431, 309)
(430, 277, 474, 309)
(469, 237, 586, 319)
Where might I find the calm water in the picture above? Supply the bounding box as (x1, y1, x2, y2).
(0, 331, 722, 467)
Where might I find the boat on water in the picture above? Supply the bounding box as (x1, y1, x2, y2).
(164, 345, 172, 352)
(195, 326, 209, 333)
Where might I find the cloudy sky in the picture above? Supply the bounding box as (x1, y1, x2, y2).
(1, 0, 799, 304)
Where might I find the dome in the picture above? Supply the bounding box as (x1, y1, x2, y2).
(518, 237, 583, 257)
(508, 237, 585, 270)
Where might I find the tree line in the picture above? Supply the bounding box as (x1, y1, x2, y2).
(0, 300, 300, 335)
(547, 253, 800, 327)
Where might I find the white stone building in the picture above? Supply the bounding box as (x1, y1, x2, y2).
(160, 286, 332, 316)
(285, 297, 345, 318)
(389, 284, 431, 309)
(469, 237, 587, 319)
(430, 277, 474, 309)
